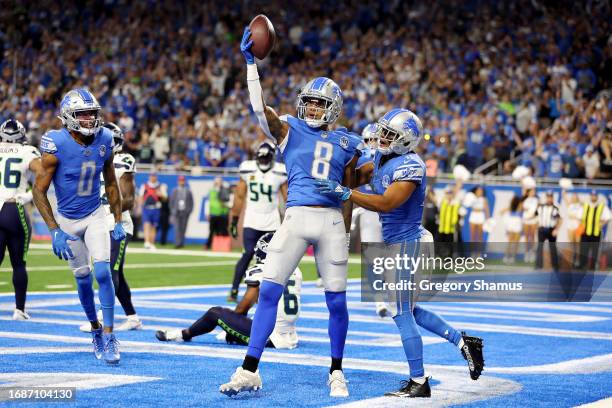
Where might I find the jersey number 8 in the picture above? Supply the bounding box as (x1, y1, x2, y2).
(311, 141, 333, 179)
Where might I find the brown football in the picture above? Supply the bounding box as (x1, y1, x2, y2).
(248, 14, 276, 60)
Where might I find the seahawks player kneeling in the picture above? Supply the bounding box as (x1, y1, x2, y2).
(156, 232, 302, 349)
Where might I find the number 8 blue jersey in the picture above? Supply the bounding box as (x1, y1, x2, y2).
(40, 127, 113, 219)
(280, 115, 361, 208)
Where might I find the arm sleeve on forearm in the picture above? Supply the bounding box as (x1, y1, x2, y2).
(247, 64, 273, 140)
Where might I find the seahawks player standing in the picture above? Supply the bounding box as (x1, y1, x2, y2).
(79, 122, 142, 332)
(316, 109, 485, 397)
(33, 89, 126, 364)
(227, 142, 287, 302)
(157, 232, 301, 349)
(220, 28, 361, 398)
(0, 119, 41, 320)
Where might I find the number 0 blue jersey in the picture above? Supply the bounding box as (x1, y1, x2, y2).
(280, 115, 361, 208)
(40, 127, 113, 219)
(371, 151, 426, 243)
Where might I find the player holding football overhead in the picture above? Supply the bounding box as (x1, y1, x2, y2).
(315, 109, 485, 397)
(220, 26, 361, 398)
(0, 119, 41, 320)
(157, 232, 302, 349)
(79, 122, 142, 332)
(227, 142, 287, 302)
(33, 89, 126, 365)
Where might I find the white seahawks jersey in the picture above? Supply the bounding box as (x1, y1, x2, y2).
(239, 161, 287, 231)
(245, 263, 302, 349)
(101, 153, 136, 234)
(0, 142, 40, 203)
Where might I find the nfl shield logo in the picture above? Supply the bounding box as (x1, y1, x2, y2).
(340, 136, 349, 149)
(382, 174, 390, 188)
(99, 145, 106, 157)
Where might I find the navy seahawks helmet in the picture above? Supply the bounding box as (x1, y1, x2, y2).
(103, 122, 125, 153)
(0, 119, 27, 144)
(254, 232, 275, 264)
(256, 142, 275, 172)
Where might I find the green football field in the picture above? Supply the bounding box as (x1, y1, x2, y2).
(0, 241, 362, 292)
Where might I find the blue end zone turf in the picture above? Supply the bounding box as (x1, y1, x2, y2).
(0, 281, 611, 407)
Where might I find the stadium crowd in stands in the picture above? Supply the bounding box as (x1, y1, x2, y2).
(0, 0, 610, 178)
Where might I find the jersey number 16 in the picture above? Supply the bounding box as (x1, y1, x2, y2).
(0, 158, 23, 188)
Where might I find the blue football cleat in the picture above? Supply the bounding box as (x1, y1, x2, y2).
(103, 333, 120, 365)
(92, 327, 104, 360)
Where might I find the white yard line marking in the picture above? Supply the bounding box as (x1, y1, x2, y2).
(28, 243, 362, 264)
(301, 302, 607, 322)
(0, 260, 237, 273)
(575, 397, 612, 408)
(45, 284, 73, 289)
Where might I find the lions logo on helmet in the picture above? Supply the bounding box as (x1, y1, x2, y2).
(296, 77, 343, 128)
(0, 119, 27, 144)
(376, 109, 423, 155)
(103, 122, 125, 153)
(58, 88, 102, 137)
(361, 123, 378, 150)
(254, 232, 274, 264)
(255, 142, 275, 172)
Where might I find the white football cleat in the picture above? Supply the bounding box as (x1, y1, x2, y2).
(115, 315, 143, 331)
(328, 370, 349, 397)
(375, 302, 389, 318)
(12, 309, 30, 320)
(155, 329, 185, 342)
(219, 367, 262, 396)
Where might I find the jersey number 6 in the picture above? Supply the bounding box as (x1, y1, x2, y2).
(0, 158, 23, 188)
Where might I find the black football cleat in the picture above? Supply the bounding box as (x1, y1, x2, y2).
(461, 332, 485, 380)
(384, 378, 431, 398)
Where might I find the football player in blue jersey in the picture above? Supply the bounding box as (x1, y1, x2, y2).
(315, 109, 485, 398)
(220, 27, 361, 398)
(354, 123, 389, 317)
(32, 89, 126, 365)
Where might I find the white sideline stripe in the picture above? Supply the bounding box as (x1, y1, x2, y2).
(470, 301, 612, 315)
(26, 308, 427, 344)
(7, 301, 612, 341)
(575, 397, 612, 408)
(0, 314, 416, 347)
(45, 284, 72, 289)
(301, 302, 607, 323)
(0, 331, 523, 407)
(0, 372, 160, 394)
(0, 260, 237, 273)
(0, 279, 362, 296)
(27, 243, 362, 264)
(1, 330, 610, 375)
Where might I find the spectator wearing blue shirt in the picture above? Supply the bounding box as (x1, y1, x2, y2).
(202, 133, 226, 167)
(223, 139, 245, 168)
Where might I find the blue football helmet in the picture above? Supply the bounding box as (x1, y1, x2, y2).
(58, 88, 102, 137)
(0, 119, 27, 144)
(376, 109, 423, 155)
(254, 232, 275, 264)
(296, 77, 343, 128)
(103, 122, 125, 153)
(361, 123, 378, 149)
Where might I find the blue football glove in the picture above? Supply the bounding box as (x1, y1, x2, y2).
(50, 228, 78, 260)
(240, 26, 255, 64)
(314, 179, 352, 201)
(111, 223, 126, 242)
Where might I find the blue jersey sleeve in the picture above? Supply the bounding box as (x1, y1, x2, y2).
(39, 131, 60, 154)
(392, 157, 425, 184)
